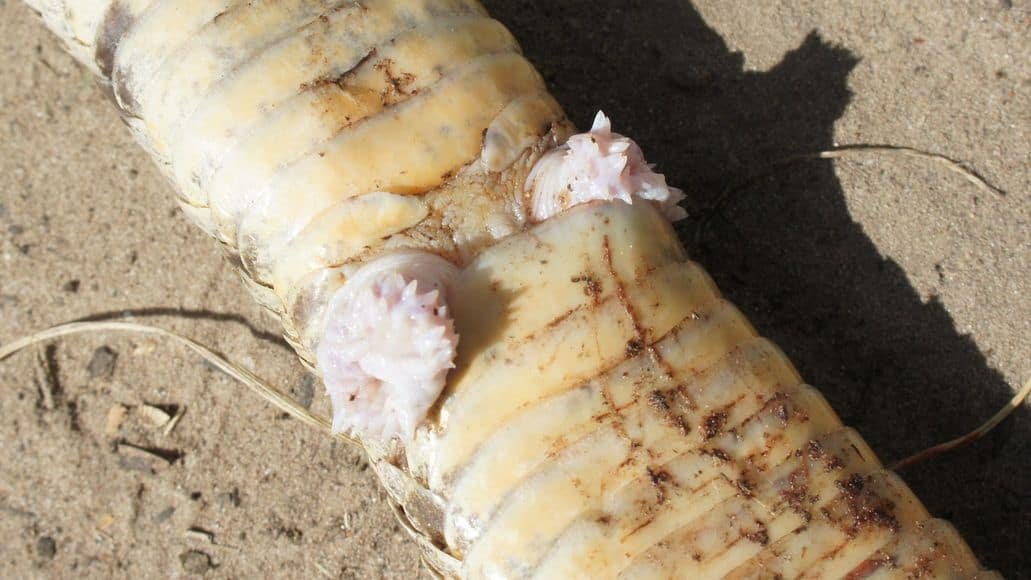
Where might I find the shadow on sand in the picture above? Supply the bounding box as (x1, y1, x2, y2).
(484, 0, 1028, 573)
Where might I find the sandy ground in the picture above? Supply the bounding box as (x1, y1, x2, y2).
(0, 1, 1027, 578)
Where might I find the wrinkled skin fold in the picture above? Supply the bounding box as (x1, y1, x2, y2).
(23, 0, 998, 577)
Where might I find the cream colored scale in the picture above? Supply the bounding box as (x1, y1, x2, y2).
(423, 203, 992, 579)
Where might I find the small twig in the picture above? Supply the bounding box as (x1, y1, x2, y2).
(185, 527, 215, 543)
(34, 349, 56, 410)
(816, 144, 1006, 196)
(891, 378, 1031, 471)
(163, 406, 186, 436)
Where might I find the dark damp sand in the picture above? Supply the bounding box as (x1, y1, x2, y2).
(1, 1, 1026, 577)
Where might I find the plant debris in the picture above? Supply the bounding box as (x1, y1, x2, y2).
(115, 442, 181, 473)
(86, 346, 117, 379)
(35, 536, 57, 560)
(185, 527, 214, 543)
(105, 404, 128, 436)
(163, 406, 186, 435)
(137, 404, 172, 428)
(179, 550, 213, 575)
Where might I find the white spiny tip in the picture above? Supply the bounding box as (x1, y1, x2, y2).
(525, 111, 687, 222)
(316, 252, 459, 442)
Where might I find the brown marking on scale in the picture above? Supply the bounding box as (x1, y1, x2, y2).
(302, 48, 379, 92)
(673, 383, 699, 411)
(632, 262, 661, 286)
(807, 439, 845, 471)
(703, 448, 731, 464)
(646, 389, 671, 414)
(760, 393, 793, 421)
(622, 469, 679, 540)
(624, 339, 644, 358)
(834, 475, 900, 538)
(701, 409, 728, 440)
(608, 419, 635, 458)
(646, 390, 690, 435)
(745, 523, 770, 546)
(907, 555, 936, 578)
(735, 477, 755, 498)
(844, 552, 896, 579)
(542, 307, 581, 334)
(624, 509, 658, 540)
(646, 467, 675, 506)
(600, 236, 650, 362)
(850, 442, 866, 461)
(817, 540, 851, 567)
(781, 465, 814, 522)
(759, 432, 785, 460)
(837, 473, 865, 497)
(570, 477, 584, 493)
(741, 451, 763, 477)
(314, 51, 418, 118)
(771, 397, 791, 424)
(375, 57, 417, 99)
(305, 64, 400, 136)
(597, 380, 618, 420)
(601, 237, 691, 424)
(570, 274, 602, 304)
(546, 435, 569, 458)
(190, 1, 370, 120)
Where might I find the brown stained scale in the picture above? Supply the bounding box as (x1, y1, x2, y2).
(600, 236, 650, 365)
(625, 339, 644, 358)
(782, 467, 815, 522)
(701, 410, 728, 440)
(910, 555, 936, 578)
(806, 439, 845, 471)
(646, 390, 690, 435)
(772, 399, 791, 423)
(623, 468, 678, 539)
(844, 553, 896, 579)
(735, 477, 756, 498)
(837, 473, 865, 497)
(745, 523, 770, 546)
(302, 48, 378, 92)
(375, 58, 418, 98)
(704, 448, 731, 464)
(835, 475, 900, 537)
(646, 468, 674, 506)
(781, 439, 848, 520)
(570, 274, 602, 302)
(647, 390, 671, 413)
